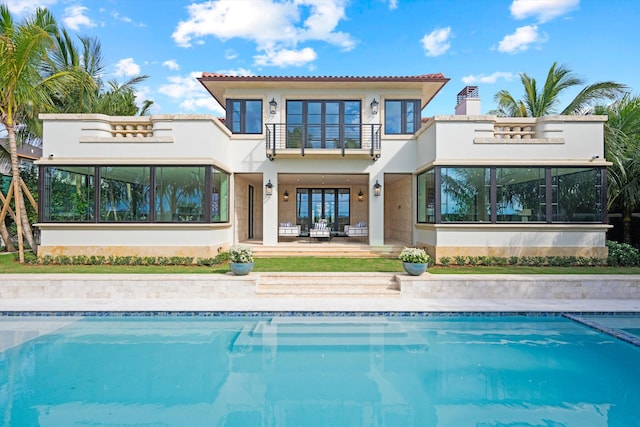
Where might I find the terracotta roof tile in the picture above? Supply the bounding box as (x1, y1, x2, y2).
(200, 73, 448, 81)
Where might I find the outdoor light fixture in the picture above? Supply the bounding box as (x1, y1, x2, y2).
(283, 190, 289, 202)
(370, 98, 379, 115)
(358, 190, 364, 202)
(373, 180, 382, 197)
(269, 98, 278, 115)
(265, 179, 273, 196)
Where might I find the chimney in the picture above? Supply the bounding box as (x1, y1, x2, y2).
(455, 86, 481, 115)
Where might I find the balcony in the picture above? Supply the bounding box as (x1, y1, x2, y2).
(265, 123, 381, 161)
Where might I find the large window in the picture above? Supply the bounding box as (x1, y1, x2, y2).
(296, 188, 350, 232)
(286, 100, 361, 149)
(496, 167, 546, 222)
(155, 166, 206, 222)
(43, 166, 95, 222)
(552, 168, 603, 222)
(441, 167, 491, 222)
(226, 99, 262, 134)
(385, 100, 421, 134)
(41, 165, 230, 223)
(100, 166, 151, 222)
(417, 166, 605, 224)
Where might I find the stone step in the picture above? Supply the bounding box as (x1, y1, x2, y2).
(251, 244, 403, 259)
(256, 273, 400, 295)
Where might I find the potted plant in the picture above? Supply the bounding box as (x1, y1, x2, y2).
(399, 247, 432, 276)
(228, 245, 254, 275)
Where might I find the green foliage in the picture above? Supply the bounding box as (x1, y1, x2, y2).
(439, 256, 451, 266)
(607, 240, 640, 267)
(399, 247, 432, 264)
(228, 246, 254, 263)
(454, 255, 467, 266)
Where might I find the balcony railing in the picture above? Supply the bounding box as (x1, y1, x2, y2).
(265, 123, 381, 161)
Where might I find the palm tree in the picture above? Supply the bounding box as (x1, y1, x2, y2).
(595, 95, 640, 244)
(0, 5, 82, 262)
(493, 62, 627, 117)
(45, 29, 151, 116)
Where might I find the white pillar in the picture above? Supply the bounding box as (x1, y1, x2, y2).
(263, 174, 278, 245)
(369, 174, 384, 246)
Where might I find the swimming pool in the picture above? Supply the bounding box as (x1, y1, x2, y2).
(1, 314, 639, 426)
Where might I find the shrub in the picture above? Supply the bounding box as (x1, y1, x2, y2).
(509, 256, 519, 265)
(607, 241, 640, 267)
(439, 256, 451, 266)
(399, 247, 431, 264)
(454, 255, 467, 266)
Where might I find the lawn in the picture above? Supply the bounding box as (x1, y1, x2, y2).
(2, 252, 640, 274)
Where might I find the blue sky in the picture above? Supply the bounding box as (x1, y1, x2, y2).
(5, 0, 639, 117)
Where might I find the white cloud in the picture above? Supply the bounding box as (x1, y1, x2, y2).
(5, 0, 57, 15)
(421, 27, 452, 57)
(254, 47, 317, 67)
(462, 72, 515, 85)
(388, 0, 398, 10)
(172, 0, 354, 67)
(224, 49, 238, 60)
(497, 25, 546, 54)
(510, 0, 579, 23)
(216, 68, 255, 76)
(63, 5, 96, 31)
(163, 60, 180, 71)
(158, 72, 220, 113)
(114, 58, 141, 77)
(111, 10, 146, 27)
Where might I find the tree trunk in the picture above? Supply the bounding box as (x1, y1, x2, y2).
(7, 124, 36, 262)
(622, 207, 633, 245)
(0, 220, 16, 252)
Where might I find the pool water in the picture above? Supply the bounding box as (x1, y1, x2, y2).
(1, 315, 639, 426)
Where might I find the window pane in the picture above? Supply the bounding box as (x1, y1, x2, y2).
(286, 101, 303, 148)
(211, 167, 229, 222)
(230, 100, 241, 133)
(496, 168, 546, 222)
(43, 166, 95, 222)
(296, 189, 309, 232)
(406, 101, 416, 133)
(337, 189, 350, 232)
(385, 100, 401, 134)
(155, 166, 206, 222)
(99, 166, 150, 222)
(552, 168, 603, 222)
(417, 169, 435, 223)
(440, 167, 490, 222)
(245, 100, 263, 134)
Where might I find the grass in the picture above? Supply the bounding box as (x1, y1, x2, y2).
(2, 252, 640, 274)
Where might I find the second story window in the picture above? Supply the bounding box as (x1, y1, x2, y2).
(226, 99, 262, 134)
(385, 100, 421, 134)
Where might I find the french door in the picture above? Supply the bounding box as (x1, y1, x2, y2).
(296, 188, 350, 232)
(286, 100, 361, 149)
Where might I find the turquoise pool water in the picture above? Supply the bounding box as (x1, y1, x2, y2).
(1, 315, 639, 426)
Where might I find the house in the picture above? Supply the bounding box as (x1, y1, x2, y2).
(35, 74, 609, 261)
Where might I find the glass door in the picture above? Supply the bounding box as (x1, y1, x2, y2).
(297, 188, 349, 232)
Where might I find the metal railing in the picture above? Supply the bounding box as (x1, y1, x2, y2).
(265, 123, 381, 160)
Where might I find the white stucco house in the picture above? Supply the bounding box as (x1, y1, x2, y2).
(36, 73, 610, 261)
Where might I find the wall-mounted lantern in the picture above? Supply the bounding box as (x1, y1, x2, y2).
(283, 190, 289, 202)
(370, 98, 379, 115)
(358, 190, 364, 202)
(373, 180, 382, 197)
(269, 98, 278, 115)
(265, 179, 273, 196)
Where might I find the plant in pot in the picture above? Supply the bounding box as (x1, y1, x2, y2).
(228, 245, 254, 275)
(399, 247, 432, 276)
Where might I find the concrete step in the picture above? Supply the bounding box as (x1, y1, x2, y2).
(252, 245, 403, 258)
(256, 273, 400, 295)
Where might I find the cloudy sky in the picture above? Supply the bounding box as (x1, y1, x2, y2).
(5, 0, 639, 117)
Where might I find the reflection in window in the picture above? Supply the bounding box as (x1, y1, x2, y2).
(155, 166, 206, 222)
(441, 167, 490, 222)
(385, 100, 421, 134)
(43, 166, 95, 222)
(496, 168, 546, 222)
(211, 167, 229, 222)
(552, 168, 602, 222)
(100, 166, 150, 222)
(417, 169, 435, 223)
(226, 99, 263, 134)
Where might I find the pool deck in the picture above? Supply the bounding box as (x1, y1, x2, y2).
(1, 273, 640, 313)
